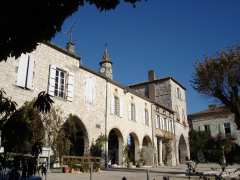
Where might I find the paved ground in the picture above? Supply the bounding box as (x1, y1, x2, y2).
(46, 171, 163, 180)
(44, 164, 240, 180)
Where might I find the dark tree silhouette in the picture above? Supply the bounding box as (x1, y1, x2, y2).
(0, 0, 141, 61)
(191, 47, 240, 129)
(33, 91, 54, 113)
(0, 89, 17, 126)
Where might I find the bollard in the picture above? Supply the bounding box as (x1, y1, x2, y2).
(146, 169, 150, 180)
(163, 176, 169, 180)
(122, 176, 127, 180)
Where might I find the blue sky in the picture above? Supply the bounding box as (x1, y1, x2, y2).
(52, 0, 240, 114)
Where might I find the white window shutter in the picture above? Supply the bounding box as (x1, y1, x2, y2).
(91, 78, 96, 104)
(67, 72, 74, 101)
(48, 65, 56, 96)
(26, 55, 34, 89)
(110, 95, 114, 114)
(120, 99, 124, 117)
(128, 104, 131, 120)
(16, 54, 28, 87)
(143, 111, 145, 125)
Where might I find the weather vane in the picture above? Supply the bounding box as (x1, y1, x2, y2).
(65, 19, 79, 44)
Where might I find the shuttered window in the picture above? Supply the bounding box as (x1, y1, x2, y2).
(114, 96, 120, 116)
(145, 109, 149, 126)
(131, 103, 136, 121)
(54, 69, 66, 98)
(48, 65, 74, 101)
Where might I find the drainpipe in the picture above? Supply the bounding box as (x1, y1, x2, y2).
(104, 80, 109, 168)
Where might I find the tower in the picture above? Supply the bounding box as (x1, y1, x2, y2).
(99, 48, 113, 79)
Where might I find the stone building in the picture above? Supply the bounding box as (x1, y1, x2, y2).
(188, 105, 240, 145)
(0, 42, 189, 166)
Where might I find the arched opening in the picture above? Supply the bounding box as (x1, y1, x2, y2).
(142, 136, 153, 165)
(58, 115, 89, 157)
(108, 128, 123, 165)
(178, 135, 188, 164)
(127, 132, 139, 164)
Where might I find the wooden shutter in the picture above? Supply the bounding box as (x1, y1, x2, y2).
(67, 72, 74, 101)
(26, 55, 34, 89)
(48, 65, 56, 96)
(16, 54, 28, 87)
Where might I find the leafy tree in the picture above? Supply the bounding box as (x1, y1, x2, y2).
(0, 0, 141, 61)
(2, 101, 45, 155)
(90, 135, 107, 157)
(41, 106, 64, 161)
(192, 47, 240, 129)
(57, 114, 87, 156)
(0, 89, 17, 126)
(189, 130, 239, 166)
(33, 91, 54, 113)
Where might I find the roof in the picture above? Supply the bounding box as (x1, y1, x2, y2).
(128, 77, 186, 90)
(44, 41, 81, 60)
(44, 42, 174, 113)
(188, 106, 231, 120)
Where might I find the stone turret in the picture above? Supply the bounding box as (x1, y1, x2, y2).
(99, 48, 113, 79)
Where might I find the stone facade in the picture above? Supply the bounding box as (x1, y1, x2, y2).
(0, 42, 189, 166)
(189, 106, 240, 146)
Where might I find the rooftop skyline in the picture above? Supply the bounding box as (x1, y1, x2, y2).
(52, 0, 240, 113)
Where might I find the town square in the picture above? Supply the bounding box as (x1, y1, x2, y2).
(0, 1, 240, 180)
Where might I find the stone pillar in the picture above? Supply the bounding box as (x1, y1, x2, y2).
(158, 138, 163, 166)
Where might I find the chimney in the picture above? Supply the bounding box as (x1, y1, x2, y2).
(148, 70, 156, 100)
(66, 42, 75, 54)
(148, 70, 156, 81)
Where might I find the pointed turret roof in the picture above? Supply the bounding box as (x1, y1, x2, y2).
(100, 47, 112, 65)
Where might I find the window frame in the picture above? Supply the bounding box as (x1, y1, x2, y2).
(54, 68, 67, 99)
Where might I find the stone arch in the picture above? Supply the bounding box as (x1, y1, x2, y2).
(142, 135, 152, 147)
(127, 132, 140, 164)
(108, 128, 124, 165)
(142, 135, 153, 165)
(60, 114, 89, 156)
(178, 134, 188, 164)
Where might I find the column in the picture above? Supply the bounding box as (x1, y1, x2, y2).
(159, 138, 163, 165)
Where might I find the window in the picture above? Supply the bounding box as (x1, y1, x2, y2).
(54, 69, 66, 98)
(204, 125, 210, 133)
(177, 87, 181, 99)
(114, 96, 120, 116)
(131, 103, 136, 121)
(175, 106, 180, 121)
(164, 118, 167, 130)
(224, 122, 231, 135)
(145, 109, 149, 126)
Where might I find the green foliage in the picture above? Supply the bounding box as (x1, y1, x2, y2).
(57, 114, 87, 157)
(33, 91, 54, 113)
(0, 89, 17, 126)
(90, 135, 107, 157)
(191, 47, 240, 129)
(189, 130, 239, 165)
(2, 101, 45, 155)
(0, 0, 141, 61)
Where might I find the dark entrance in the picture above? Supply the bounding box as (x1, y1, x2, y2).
(108, 129, 120, 164)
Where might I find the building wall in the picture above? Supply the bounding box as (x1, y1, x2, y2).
(191, 113, 240, 145)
